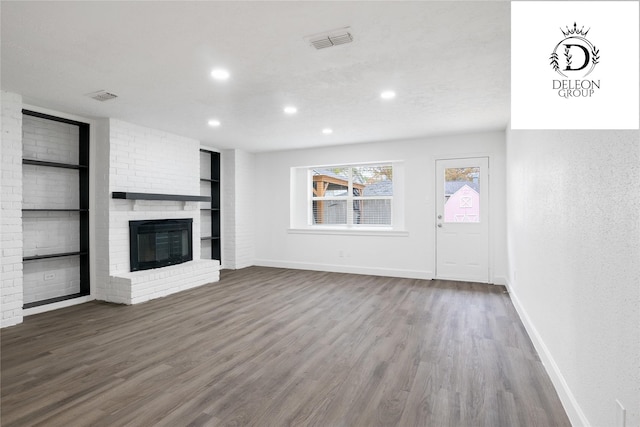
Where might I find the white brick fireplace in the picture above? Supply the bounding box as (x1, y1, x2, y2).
(96, 119, 219, 305)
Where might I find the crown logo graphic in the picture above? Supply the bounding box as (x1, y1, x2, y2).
(550, 22, 599, 78)
(561, 22, 590, 37)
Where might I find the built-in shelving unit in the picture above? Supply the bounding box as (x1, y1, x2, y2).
(21, 109, 90, 309)
(200, 149, 221, 262)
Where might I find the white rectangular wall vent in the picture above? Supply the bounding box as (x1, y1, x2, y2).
(86, 90, 118, 102)
(306, 27, 353, 50)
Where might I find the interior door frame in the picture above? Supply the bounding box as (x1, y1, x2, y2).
(433, 154, 492, 283)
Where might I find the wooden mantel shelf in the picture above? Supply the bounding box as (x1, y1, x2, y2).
(112, 192, 211, 202)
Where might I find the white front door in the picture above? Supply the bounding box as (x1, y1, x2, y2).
(435, 157, 489, 283)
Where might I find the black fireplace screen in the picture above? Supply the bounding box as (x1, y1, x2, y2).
(129, 219, 193, 272)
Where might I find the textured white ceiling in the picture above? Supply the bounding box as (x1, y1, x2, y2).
(1, 1, 510, 152)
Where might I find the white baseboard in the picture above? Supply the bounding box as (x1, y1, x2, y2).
(254, 259, 433, 280)
(492, 275, 508, 286)
(24, 295, 95, 317)
(506, 280, 589, 427)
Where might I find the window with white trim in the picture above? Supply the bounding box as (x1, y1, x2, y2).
(310, 164, 393, 226)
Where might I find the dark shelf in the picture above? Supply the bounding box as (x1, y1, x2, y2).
(23, 109, 88, 127)
(23, 159, 87, 170)
(23, 292, 86, 309)
(23, 251, 86, 262)
(112, 192, 211, 202)
(23, 209, 88, 212)
(200, 149, 221, 262)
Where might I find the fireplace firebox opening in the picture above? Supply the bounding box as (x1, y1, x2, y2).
(129, 219, 193, 272)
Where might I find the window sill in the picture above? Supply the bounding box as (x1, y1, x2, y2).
(288, 227, 409, 237)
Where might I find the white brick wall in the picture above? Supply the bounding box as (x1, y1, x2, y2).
(222, 149, 236, 268)
(200, 152, 212, 182)
(22, 115, 78, 164)
(104, 119, 218, 304)
(234, 150, 255, 269)
(22, 166, 78, 209)
(109, 119, 199, 194)
(94, 118, 111, 302)
(1, 91, 24, 327)
(22, 212, 79, 257)
(221, 149, 255, 269)
(22, 212, 80, 304)
(23, 257, 80, 304)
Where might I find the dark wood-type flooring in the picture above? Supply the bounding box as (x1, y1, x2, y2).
(1, 267, 570, 426)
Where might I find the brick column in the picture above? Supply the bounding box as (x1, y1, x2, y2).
(1, 91, 24, 327)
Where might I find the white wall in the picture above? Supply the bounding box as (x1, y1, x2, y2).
(1, 91, 24, 327)
(254, 131, 507, 282)
(222, 149, 236, 268)
(222, 149, 256, 269)
(505, 129, 640, 427)
(234, 150, 256, 269)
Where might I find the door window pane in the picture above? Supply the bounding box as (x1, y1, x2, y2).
(444, 167, 480, 223)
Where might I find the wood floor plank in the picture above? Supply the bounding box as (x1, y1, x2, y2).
(1, 267, 571, 426)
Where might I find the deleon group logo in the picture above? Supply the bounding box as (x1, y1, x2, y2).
(549, 23, 601, 98)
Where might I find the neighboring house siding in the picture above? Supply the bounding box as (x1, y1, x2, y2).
(444, 184, 480, 222)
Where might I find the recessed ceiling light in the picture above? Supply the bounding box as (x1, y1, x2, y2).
(284, 106, 298, 114)
(322, 128, 333, 135)
(208, 119, 221, 127)
(380, 90, 396, 100)
(211, 69, 230, 80)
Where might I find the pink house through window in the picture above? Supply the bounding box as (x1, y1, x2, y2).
(444, 184, 480, 222)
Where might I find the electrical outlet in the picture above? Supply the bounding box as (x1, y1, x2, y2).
(44, 273, 55, 281)
(616, 399, 626, 427)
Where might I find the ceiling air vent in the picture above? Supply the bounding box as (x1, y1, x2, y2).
(311, 37, 335, 50)
(328, 33, 353, 46)
(306, 27, 353, 50)
(86, 90, 118, 102)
